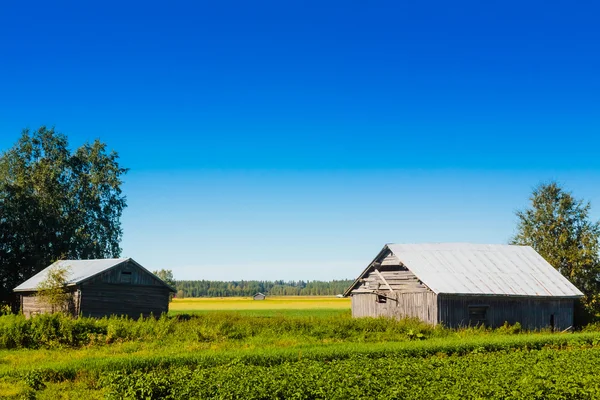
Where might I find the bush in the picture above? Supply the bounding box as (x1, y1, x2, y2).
(0, 312, 570, 351)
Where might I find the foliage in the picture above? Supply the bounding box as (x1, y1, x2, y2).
(5, 330, 600, 399)
(176, 279, 353, 297)
(2, 311, 600, 398)
(35, 264, 72, 314)
(0, 127, 128, 304)
(0, 312, 437, 350)
(512, 182, 600, 317)
(153, 269, 175, 288)
(153, 269, 176, 302)
(0, 310, 598, 352)
(97, 346, 600, 400)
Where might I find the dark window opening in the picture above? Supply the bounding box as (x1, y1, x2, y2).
(121, 271, 132, 283)
(550, 314, 555, 332)
(468, 305, 488, 326)
(376, 295, 387, 304)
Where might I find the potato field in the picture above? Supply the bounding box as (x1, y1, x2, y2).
(2, 297, 600, 399)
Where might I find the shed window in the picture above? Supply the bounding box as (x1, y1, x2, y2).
(376, 294, 387, 304)
(121, 271, 132, 283)
(468, 305, 488, 326)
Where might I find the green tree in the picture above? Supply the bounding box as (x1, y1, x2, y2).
(35, 263, 72, 313)
(511, 182, 600, 318)
(0, 127, 128, 304)
(153, 269, 175, 302)
(152, 269, 175, 287)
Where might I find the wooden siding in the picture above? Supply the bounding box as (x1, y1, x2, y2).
(20, 290, 80, 318)
(353, 267, 429, 293)
(438, 295, 575, 330)
(79, 284, 170, 318)
(380, 253, 401, 266)
(82, 260, 166, 287)
(351, 292, 438, 325)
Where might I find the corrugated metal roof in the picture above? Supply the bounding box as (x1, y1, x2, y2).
(345, 243, 583, 297)
(14, 258, 129, 291)
(386, 243, 583, 297)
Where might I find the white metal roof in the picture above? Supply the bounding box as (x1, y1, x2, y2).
(349, 243, 584, 297)
(14, 258, 130, 291)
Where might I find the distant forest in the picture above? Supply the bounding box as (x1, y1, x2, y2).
(175, 280, 354, 297)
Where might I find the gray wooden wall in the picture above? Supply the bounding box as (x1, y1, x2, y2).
(79, 284, 170, 318)
(438, 295, 575, 330)
(20, 290, 80, 318)
(350, 252, 437, 324)
(83, 260, 166, 287)
(78, 260, 171, 318)
(351, 292, 438, 324)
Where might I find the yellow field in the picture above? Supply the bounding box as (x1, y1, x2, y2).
(169, 296, 350, 311)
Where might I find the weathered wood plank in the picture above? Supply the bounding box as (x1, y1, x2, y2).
(80, 283, 170, 318)
(374, 269, 394, 292)
(437, 295, 575, 331)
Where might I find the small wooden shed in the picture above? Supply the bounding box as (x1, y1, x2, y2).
(253, 292, 266, 300)
(344, 243, 583, 330)
(14, 258, 175, 318)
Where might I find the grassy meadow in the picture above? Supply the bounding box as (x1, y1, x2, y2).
(2, 296, 600, 399)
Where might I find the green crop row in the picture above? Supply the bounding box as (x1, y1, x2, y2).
(12, 331, 600, 387)
(5, 313, 600, 399)
(97, 346, 600, 399)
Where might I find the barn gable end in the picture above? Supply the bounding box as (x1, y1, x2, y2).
(78, 259, 169, 288)
(350, 249, 431, 294)
(346, 247, 438, 324)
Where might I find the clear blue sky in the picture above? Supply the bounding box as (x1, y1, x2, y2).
(1, 1, 599, 280)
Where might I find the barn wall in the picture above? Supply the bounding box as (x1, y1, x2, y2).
(77, 260, 172, 318)
(79, 284, 170, 318)
(351, 292, 438, 325)
(83, 260, 166, 287)
(20, 290, 80, 318)
(438, 295, 575, 330)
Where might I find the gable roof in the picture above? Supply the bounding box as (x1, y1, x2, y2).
(14, 258, 176, 292)
(344, 243, 584, 298)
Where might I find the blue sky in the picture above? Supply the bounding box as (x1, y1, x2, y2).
(1, 1, 599, 280)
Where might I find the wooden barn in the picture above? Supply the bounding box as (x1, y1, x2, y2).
(14, 258, 175, 318)
(253, 292, 266, 300)
(344, 243, 583, 330)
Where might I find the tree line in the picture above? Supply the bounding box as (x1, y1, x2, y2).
(174, 279, 353, 298)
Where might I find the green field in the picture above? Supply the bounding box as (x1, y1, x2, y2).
(2, 297, 600, 399)
(169, 296, 350, 317)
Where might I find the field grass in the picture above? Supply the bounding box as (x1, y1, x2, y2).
(3, 297, 600, 399)
(169, 296, 350, 316)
